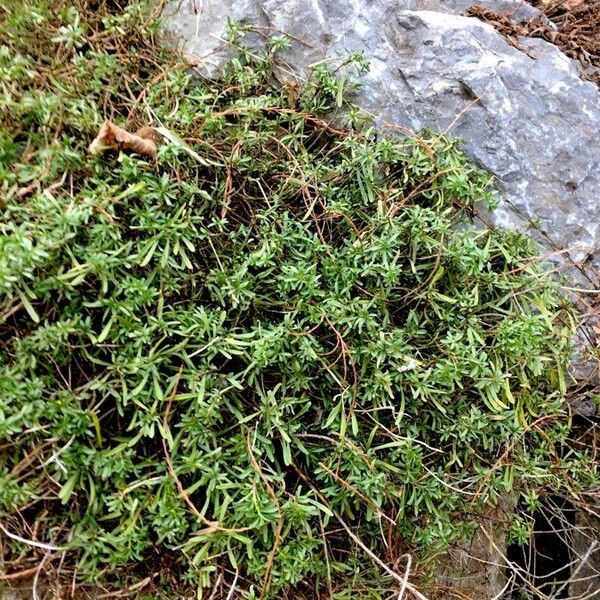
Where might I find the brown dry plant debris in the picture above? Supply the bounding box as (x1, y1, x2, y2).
(464, 5, 531, 52)
(89, 121, 160, 158)
(465, 1, 600, 86)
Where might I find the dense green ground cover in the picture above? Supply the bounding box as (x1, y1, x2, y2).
(0, 1, 596, 597)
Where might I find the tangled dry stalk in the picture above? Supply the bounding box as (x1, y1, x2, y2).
(468, 0, 600, 85)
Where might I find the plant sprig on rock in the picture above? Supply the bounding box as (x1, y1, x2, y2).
(0, 1, 596, 598)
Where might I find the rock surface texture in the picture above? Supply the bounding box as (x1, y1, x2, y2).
(164, 0, 600, 282)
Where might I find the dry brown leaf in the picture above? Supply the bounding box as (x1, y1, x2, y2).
(89, 121, 158, 158)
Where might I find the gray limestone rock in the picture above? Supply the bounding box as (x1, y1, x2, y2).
(164, 0, 600, 281)
(571, 509, 600, 598)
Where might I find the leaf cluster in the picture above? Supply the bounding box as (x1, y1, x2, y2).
(0, 1, 596, 598)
